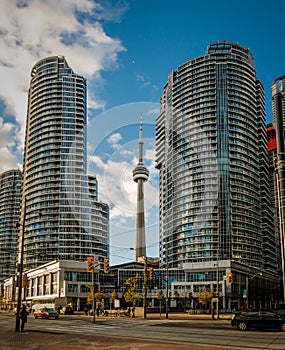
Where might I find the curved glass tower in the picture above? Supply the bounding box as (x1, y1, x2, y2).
(22, 56, 109, 270)
(156, 42, 276, 271)
(0, 169, 22, 282)
(271, 75, 285, 301)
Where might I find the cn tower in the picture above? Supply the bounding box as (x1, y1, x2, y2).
(133, 116, 149, 262)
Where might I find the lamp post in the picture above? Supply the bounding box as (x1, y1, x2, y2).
(15, 196, 26, 332)
(165, 249, 169, 319)
(143, 256, 147, 319)
(246, 272, 262, 309)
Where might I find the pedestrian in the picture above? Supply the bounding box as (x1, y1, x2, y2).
(127, 306, 131, 316)
(210, 306, 216, 320)
(84, 305, 88, 316)
(19, 305, 28, 332)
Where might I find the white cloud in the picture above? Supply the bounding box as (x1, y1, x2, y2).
(0, 0, 126, 172)
(146, 107, 160, 116)
(107, 133, 122, 149)
(136, 74, 150, 87)
(136, 73, 160, 94)
(88, 155, 106, 170)
(0, 117, 22, 172)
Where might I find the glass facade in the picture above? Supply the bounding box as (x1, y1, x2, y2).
(271, 75, 285, 301)
(0, 169, 22, 282)
(22, 56, 109, 271)
(156, 42, 277, 272)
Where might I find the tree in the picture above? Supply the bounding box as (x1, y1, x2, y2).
(123, 277, 141, 307)
(94, 291, 104, 303)
(111, 290, 118, 309)
(86, 284, 93, 305)
(85, 285, 103, 311)
(197, 289, 212, 309)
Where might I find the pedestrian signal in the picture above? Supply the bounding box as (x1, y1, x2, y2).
(86, 257, 93, 272)
(104, 258, 109, 273)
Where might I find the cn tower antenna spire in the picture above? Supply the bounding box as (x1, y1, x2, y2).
(139, 114, 143, 164)
(133, 115, 149, 262)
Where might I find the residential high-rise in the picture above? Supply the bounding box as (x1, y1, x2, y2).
(133, 117, 149, 262)
(271, 75, 285, 301)
(21, 56, 109, 271)
(156, 42, 277, 280)
(0, 169, 22, 283)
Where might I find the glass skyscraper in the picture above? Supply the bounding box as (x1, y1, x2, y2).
(0, 169, 22, 283)
(21, 56, 109, 271)
(271, 75, 285, 301)
(156, 42, 277, 275)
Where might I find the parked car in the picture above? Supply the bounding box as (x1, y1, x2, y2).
(33, 308, 59, 319)
(231, 308, 285, 331)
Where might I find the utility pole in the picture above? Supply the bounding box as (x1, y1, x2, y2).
(15, 196, 26, 332)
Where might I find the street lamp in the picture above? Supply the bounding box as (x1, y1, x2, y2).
(15, 196, 26, 332)
(165, 249, 169, 319)
(246, 272, 262, 309)
(143, 256, 147, 319)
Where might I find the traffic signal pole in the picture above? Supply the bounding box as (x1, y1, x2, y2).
(92, 256, 95, 324)
(86, 256, 98, 324)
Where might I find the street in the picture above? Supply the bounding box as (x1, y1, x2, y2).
(0, 311, 285, 349)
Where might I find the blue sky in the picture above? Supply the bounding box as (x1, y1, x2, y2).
(0, 0, 284, 265)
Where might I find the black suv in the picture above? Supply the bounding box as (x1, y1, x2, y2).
(231, 308, 285, 331)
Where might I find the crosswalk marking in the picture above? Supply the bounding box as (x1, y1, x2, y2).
(30, 319, 156, 335)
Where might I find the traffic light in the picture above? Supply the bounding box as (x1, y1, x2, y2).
(86, 257, 93, 272)
(227, 272, 232, 283)
(104, 258, 109, 273)
(149, 267, 153, 279)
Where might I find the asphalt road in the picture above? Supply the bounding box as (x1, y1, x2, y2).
(1, 311, 285, 350)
